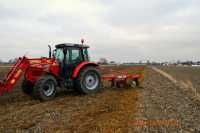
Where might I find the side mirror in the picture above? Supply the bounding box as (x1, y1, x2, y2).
(48, 45, 52, 58)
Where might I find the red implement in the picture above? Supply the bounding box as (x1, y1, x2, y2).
(102, 73, 143, 88)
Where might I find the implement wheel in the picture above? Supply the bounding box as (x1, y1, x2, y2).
(75, 66, 101, 94)
(130, 78, 140, 88)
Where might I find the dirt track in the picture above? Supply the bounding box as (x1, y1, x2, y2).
(158, 66, 200, 94)
(0, 66, 200, 132)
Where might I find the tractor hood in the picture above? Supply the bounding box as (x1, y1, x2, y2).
(28, 57, 58, 68)
(25, 57, 60, 80)
(29, 57, 54, 64)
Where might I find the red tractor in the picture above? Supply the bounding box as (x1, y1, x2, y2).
(0, 43, 102, 100)
(0, 42, 144, 101)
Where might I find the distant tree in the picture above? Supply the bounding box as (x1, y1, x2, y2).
(146, 60, 151, 65)
(110, 61, 116, 64)
(181, 61, 193, 66)
(8, 58, 18, 64)
(177, 60, 181, 64)
(98, 58, 108, 65)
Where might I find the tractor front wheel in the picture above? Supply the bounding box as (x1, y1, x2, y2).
(33, 75, 57, 101)
(75, 66, 101, 94)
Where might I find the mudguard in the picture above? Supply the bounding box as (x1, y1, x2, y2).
(72, 61, 99, 78)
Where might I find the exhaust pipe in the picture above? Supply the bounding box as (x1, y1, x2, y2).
(48, 45, 52, 58)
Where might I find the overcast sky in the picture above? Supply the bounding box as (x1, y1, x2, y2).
(0, 0, 200, 62)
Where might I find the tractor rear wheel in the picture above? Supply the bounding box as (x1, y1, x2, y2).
(21, 79, 34, 95)
(75, 66, 101, 94)
(33, 75, 57, 101)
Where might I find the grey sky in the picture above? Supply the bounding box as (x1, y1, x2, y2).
(0, 0, 200, 62)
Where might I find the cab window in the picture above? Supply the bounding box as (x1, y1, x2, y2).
(71, 49, 82, 63)
(55, 49, 64, 62)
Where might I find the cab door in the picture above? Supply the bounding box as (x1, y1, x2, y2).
(64, 47, 83, 79)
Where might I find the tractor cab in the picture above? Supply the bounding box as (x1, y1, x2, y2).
(54, 43, 90, 78)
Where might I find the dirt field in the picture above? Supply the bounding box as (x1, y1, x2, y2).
(158, 66, 200, 94)
(134, 67, 200, 132)
(0, 65, 200, 132)
(0, 65, 142, 133)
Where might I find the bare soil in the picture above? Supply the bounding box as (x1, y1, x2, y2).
(0, 65, 199, 132)
(133, 67, 200, 132)
(0, 66, 140, 133)
(158, 66, 200, 94)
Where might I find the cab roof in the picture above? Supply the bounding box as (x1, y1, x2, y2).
(55, 43, 89, 48)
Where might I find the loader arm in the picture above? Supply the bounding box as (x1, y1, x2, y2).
(0, 57, 30, 95)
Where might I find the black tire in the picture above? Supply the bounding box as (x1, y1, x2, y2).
(21, 79, 34, 95)
(74, 66, 101, 94)
(135, 79, 140, 87)
(32, 75, 57, 101)
(116, 81, 124, 88)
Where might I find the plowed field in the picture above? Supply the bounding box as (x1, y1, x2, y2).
(0, 65, 199, 133)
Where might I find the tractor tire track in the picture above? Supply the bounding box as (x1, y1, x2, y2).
(152, 66, 200, 101)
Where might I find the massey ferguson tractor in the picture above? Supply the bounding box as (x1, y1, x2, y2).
(0, 42, 144, 101)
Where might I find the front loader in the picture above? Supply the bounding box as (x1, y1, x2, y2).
(0, 42, 144, 101)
